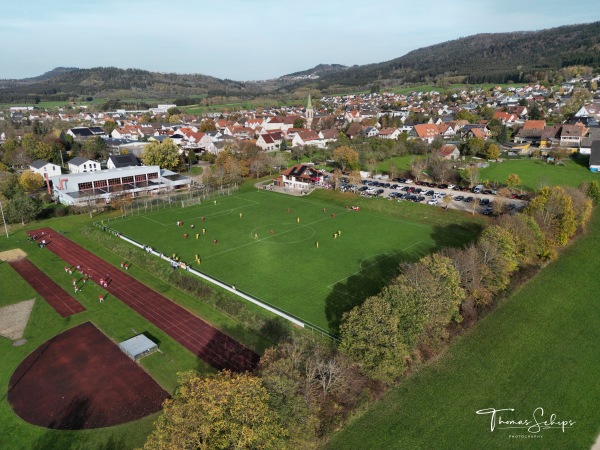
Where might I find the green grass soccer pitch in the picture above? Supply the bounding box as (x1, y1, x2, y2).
(110, 190, 476, 332)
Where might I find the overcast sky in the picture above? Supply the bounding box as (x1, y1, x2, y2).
(1, 0, 598, 81)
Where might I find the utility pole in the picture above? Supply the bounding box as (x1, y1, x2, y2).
(0, 200, 8, 238)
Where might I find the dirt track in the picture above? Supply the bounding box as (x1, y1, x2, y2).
(8, 322, 169, 429)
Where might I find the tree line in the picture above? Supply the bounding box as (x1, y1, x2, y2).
(140, 181, 600, 449)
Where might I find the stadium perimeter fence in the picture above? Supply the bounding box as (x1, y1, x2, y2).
(93, 218, 339, 343)
(111, 183, 241, 218)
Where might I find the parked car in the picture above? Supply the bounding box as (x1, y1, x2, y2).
(428, 199, 439, 205)
(455, 195, 464, 201)
(465, 196, 474, 202)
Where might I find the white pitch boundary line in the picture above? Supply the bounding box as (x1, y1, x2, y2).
(326, 240, 425, 289)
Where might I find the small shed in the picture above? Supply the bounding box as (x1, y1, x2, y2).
(119, 334, 158, 360)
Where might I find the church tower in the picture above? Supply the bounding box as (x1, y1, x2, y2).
(306, 94, 314, 129)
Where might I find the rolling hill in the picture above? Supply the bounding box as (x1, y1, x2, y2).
(1, 21, 598, 104)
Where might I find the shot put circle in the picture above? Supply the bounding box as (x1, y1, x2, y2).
(250, 223, 315, 244)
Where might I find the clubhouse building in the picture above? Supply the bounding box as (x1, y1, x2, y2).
(50, 165, 191, 205)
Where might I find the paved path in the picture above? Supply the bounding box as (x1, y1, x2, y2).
(9, 258, 85, 317)
(29, 228, 259, 372)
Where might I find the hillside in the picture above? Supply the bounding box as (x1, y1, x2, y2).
(0, 67, 262, 104)
(319, 21, 600, 87)
(1, 22, 599, 104)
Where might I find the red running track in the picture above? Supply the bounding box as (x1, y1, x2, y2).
(9, 258, 85, 317)
(30, 228, 260, 372)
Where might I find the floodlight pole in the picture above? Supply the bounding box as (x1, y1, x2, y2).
(0, 200, 8, 238)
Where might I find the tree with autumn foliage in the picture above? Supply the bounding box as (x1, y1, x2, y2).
(141, 138, 181, 171)
(18, 170, 44, 192)
(144, 371, 287, 450)
(332, 146, 359, 173)
(525, 186, 577, 246)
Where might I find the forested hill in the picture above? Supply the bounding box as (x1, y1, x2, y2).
(1, 22, 599, 104)
(318, 21, 600, 86)
(0, 67, 255, 104)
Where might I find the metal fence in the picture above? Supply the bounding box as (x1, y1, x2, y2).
(93, 210, 339, 343)
(115, 183, 240, 217)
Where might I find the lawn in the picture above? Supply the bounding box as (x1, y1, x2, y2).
(479, 157, 598, 192)
(376, 155, 424, 174)
(108, 188, 482, 332)
(0, 211, 272, 450)
(324, 208, 600, 450)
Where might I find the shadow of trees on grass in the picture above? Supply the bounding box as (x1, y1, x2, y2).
(325, 221, 482, 334)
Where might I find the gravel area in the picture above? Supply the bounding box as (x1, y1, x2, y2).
(0, 299, 35, 340)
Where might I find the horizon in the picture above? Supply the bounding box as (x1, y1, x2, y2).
(0, 1, 599, 81)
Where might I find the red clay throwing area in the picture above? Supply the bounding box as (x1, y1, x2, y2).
(30, 228, 260, 372)
(8, 322, 169, 430)
(9, 258, 85, 317)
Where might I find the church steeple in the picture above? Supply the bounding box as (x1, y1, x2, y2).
(306, 94, 313, 129)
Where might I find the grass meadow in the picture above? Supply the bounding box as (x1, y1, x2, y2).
(324, 208, 600, 450)
(479, 157, 598, 192)
(109, 188, 482, 332)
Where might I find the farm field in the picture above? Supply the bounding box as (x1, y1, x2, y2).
(479, 157, 598, 192)
(325, 208, 600, 450)
(109, 188, 481, 332)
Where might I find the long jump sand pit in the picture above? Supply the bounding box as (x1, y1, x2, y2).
(0, 249, 27, 262)
(8, 322, 170, 430)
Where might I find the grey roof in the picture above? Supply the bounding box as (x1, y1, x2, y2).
(108, 153, 140, 168)
(30, 159, 52, 169)
(119, 334, 157, 359)
(590, 141, 600, 167)
(68, 156, 94, 166)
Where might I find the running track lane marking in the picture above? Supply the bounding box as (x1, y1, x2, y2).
(29, 228, 259, 372)
(8, 258, 86, 317)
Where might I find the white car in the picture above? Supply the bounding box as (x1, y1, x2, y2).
(447, 184, 455, 189)
(427, 199, 438, 205)
(404, 179, 413, 183)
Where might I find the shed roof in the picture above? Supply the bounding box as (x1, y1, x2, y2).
(119, 334, 157, 359)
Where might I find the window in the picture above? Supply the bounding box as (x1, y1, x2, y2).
(78, 182, 93, 191)
(148, 172, 158, 180)
(122, 176, 134, 184)
(108, 177, 121, 186)
(135, 174, 147, 183)
(94, 179, 108, 189)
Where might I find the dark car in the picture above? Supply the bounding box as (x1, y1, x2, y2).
(482, 189, 493, 195)
(358, 186, 368, 191)
(439, 184, 448, 189)
(376, 189, 385, 195)
(479, 198, 490, 205)
(426, 190, 435, 196)
(455, 195, 464, 201)
(465, 196, 474, 202)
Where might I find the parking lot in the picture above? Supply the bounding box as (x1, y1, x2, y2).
(336, 176, 528, 215)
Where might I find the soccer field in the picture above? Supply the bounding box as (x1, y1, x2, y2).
(110, 190, 476, 332)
